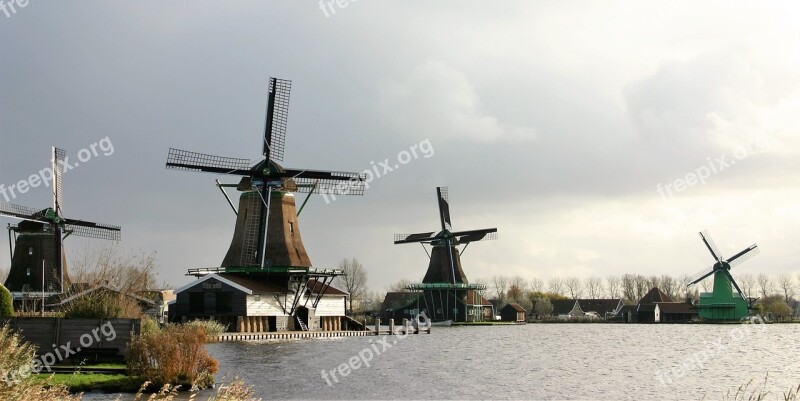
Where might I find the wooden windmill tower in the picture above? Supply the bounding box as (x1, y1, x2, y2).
(394, 187, 497, 322)
(1, 147, 121, 307)
(686, 231, 759, 321)
(166, 77, 365, 321)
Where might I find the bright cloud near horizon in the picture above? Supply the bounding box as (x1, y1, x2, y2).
(1, 2, 800, 293)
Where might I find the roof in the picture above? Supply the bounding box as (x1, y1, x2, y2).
(382, 292, 419, 310)
(307, 279, 348, 296)
(502, 303, 526, 312)
(551, 299, 580, 315)
(638, 303, 658, 312)
(639, 288, 673, 304)
(656, 302, 697, 314)
(577, 299, 623, 316)
(465, 290, 492, 306)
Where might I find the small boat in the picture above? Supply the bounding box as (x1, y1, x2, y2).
(430, 320, 452, 326)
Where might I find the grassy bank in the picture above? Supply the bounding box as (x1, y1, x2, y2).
(34, 372, 143, 393)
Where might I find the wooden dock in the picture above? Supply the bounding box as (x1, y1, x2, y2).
(213, 318, 431, 342)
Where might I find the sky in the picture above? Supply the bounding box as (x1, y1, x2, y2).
(1, 1, 800, 293)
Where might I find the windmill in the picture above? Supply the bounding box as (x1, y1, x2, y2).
(1, 147, 121, 302)
(685, 231, 759, 321)
(165, 77, 365, 324)
(393, 187, 497, 322)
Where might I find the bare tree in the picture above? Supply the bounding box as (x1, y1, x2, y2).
(739, 273, 756, 300)
(529, 277, 544, 293)
(336, 258, 367, 313)
(621, 274, 636, 303)
(492, 276, 509, 301)
(387, 279, 413, 293)
(757, 273, 774, 298)
(605, 276, 621, 299)
(699, 278, 712, 293)
(660, 275, 678, 301)
(71, 246, 157, 293)
(0, 267, 7, 283)
(777, 273, 795, 303)
(585, 276, 602, 299)
(547, 277, 563, 296)
(564, 277, 583, 299)
(505, 276, 529, 312)
(646, 276, 661, 291)
(634, 275, 649, 301)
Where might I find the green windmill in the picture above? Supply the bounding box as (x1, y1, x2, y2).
(686, 231, 759, 321)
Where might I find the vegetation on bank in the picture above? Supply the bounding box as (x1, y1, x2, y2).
(1, 320, 257, 399)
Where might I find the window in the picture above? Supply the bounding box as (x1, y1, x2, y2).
(26, 268, 31, 276)
(28, 247, 33, 255)
(189, 292, 204, 314)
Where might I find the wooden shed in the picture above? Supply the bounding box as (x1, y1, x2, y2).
(500, 303, 526, 322)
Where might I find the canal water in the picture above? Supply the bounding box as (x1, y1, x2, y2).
(84, 323, 799, 400)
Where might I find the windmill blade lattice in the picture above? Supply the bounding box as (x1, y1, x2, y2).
(437, 187, 452, 231)
(63, 222, 121, 241)
(166, 148, 251, 174)
(53, 147, 66, 214)
(699, 231, 724, 261)
(727, 244, 759, 268)
(263, 78, 291, 162)
(0, 201, 42, 221)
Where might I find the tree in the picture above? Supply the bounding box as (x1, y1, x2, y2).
(387, 279, 413, 293)
(533, 297, 553, 318)
(585, 276, 602, 299)
(757, 274, 774, 299)
(621, 274, 637, 303)
(0, 283, 13, 317)
(762, 296, 793, 322)
(0, 266, 7, 283)
(529, 277, 544, 293)
(564, 277, 583, 299)
(605, 276, 621, 299)
(547, 277, 563, 296)
(777, 273, 795, 303)
(633, 275, 649, 301)
(70, 246, 157, 293)
(335, 258, 367, 313)
(491, 276, 509, 301)
(660, 275, 679, 301)
(739, 273, 756, 301)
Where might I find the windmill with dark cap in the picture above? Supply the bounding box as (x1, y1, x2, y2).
(685, 231, 759, 321)
(391, 187, 497, 322)
(166, 77, 365, 329)
(1, 147, 121, 310)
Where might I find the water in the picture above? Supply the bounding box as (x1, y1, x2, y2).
(208, 324, 799, 400)
(84, 324, 800, 400)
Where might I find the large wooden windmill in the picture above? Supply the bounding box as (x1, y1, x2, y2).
(166, 77, 365, 324)
(686, 231, 759, 321)
(393, 187, 497, 322)
(1, 147, 121, 304)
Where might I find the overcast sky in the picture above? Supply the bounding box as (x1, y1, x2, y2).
(2, 1, 799, 293)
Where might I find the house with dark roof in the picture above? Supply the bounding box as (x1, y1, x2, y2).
(629, 288, 698, 323)
(170, 273, 349, 332)
(551, 299, 584, 318)
(500, 303, 526, 322)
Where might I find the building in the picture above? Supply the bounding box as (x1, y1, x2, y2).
(170, 274, 350, 332)
(625, 288, 699, 323)
(381, 288, 493, 323)
(550, 298, 624, 320)
(500, 303, 526, 322)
